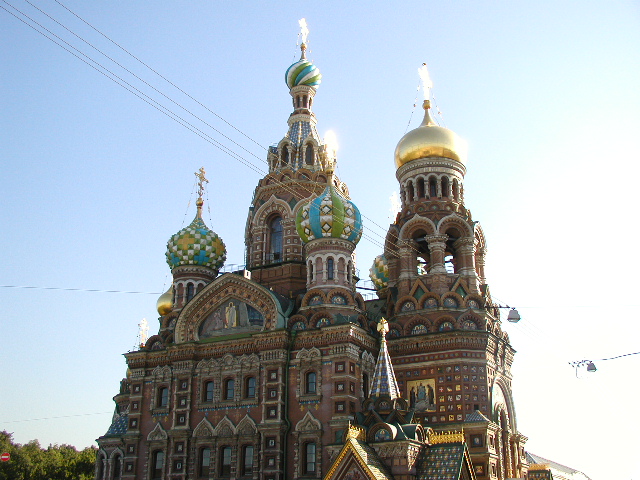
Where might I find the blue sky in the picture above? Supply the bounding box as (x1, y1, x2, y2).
(1, 2, 639, 479)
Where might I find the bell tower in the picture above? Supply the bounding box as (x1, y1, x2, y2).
(245, 37, 352, 297)
(368, 73, 528, 479)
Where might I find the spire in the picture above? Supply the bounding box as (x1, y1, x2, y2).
(369, 318, 400, 400)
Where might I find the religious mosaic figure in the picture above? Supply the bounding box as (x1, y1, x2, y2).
(226, 302, 237, 328)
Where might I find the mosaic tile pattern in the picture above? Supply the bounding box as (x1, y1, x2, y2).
(369, 254, 389, 290)
(370, 332, 400, 400)
(105, 413, 128, 436)
(166, 213, 226, 271)
(296, 185, 362, 244)
(418, 444, 465, 480)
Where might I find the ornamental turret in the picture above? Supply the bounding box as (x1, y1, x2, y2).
(163, 168, 226, 310)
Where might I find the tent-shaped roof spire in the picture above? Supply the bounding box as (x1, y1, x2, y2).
(369, 318, 400, 400)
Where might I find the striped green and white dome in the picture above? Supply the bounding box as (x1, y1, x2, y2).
(369, 254, 389, 290)
(166, 200, 226, 272)
(296, 185, 362, 244)
(285, 58, 322, 89)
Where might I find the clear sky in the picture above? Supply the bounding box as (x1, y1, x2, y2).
(1, 1, 639, 479)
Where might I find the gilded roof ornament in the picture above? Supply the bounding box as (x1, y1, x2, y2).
(428, 429, 465, 445)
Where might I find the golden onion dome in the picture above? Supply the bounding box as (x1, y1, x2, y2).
(156, 285, 174, 316)
(394, 100, 467, 169)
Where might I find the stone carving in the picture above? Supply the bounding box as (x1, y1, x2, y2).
(147, 423, 167, 441)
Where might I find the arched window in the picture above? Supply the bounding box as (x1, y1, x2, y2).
(417, 178, 425, 198)
(305, 371, 317, 394)
(241, 445, 254, 476)
(304, 442, 317, 474)
(186, 283, 195, 303)
(245, 377, 256, 398)
(270, 217, 283, 262)
(363, 373, 369, 398)
(305, 144, 314, 165)
(98, 455, 105, 480)
(442, 177, 450, 197)
(308, 260, 314, 281)
(204, 381, 214, 402)
(220, 446, 232, 476)
(151, 451, 164, 480)
(199, 448, 211, 478)
(452, 179, 459, 201)
(113, 454, 121, 479)
(224, 379, 235, 400)
(327, 257, 334, 280)
(281, 147, 289, 165)
(429, 177, 437, 197)
(158, 387, 169, 408)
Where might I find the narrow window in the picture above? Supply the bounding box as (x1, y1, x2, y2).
(417, 178, 425, 198)
(429, 177, 437, 197)
(304, 442, 316, 474)
(242, 445, 254, 476)
(204, 381, 214, 402)
(199, 448, 211, 478)
(363, 373, 369, 398)
(270, 217, 283, 262)
(186, 283, 195, 303)
(281, 148, 289, 166)
(442, 177, 450, 197)
(220, 446, 232, 476)
(245, 377, 256, 398)
(225, 379, 235, 400)
(308, 261, 314, 281)
(305, 144, 314, 165)
(306, 371, 317, 394)
(113, 455, 121, 479)
(98, 455, 105, 480)
(158, 387, 169, 408)
(151, 451, 164, 480)
(327, 258, 334, 280)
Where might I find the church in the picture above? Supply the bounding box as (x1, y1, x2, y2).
(96, 25, 542, 480)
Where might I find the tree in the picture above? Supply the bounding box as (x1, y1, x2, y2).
(0, 431, 96, 480)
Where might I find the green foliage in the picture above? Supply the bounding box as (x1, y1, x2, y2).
(0, 431, 97, 480)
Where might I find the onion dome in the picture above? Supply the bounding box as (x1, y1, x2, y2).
(156, 285, 173, 316)
(285, 44, 322, 89)
(369, 255, 389, 290)
(296, 184, 362, 244)
(165, 198, 226, 272)
(394, 100, 467, 169)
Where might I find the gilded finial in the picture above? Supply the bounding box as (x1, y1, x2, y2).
(195, 167, 209, 199)
(377, 317, 389, 338)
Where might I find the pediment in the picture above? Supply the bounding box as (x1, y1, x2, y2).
(325, 438, 393, 480)
(175, 273, 286, 343)
(193, 417, 215, 438)
(147, 423, 167, 441)
(295, 411, 322, 432)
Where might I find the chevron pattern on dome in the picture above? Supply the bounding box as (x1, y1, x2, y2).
(369, 254, 389, 290)
(296, 185, 362, 244)
(166, 214, 226, 272)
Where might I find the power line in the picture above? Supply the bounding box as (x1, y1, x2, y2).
(2, 1, 430, 260)
(0, 412, 112, 424)
(0, 285, 161, 295)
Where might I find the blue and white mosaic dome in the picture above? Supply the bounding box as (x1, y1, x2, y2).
(296, 185, 362, 244)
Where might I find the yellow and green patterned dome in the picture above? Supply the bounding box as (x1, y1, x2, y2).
(285, 44, 322, 89)
(296, 184, 362, 244)
(369, 254, 389, 290)
(166, 198, 226, 272)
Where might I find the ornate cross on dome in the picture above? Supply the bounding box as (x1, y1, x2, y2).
(195, 167, 209, 198)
